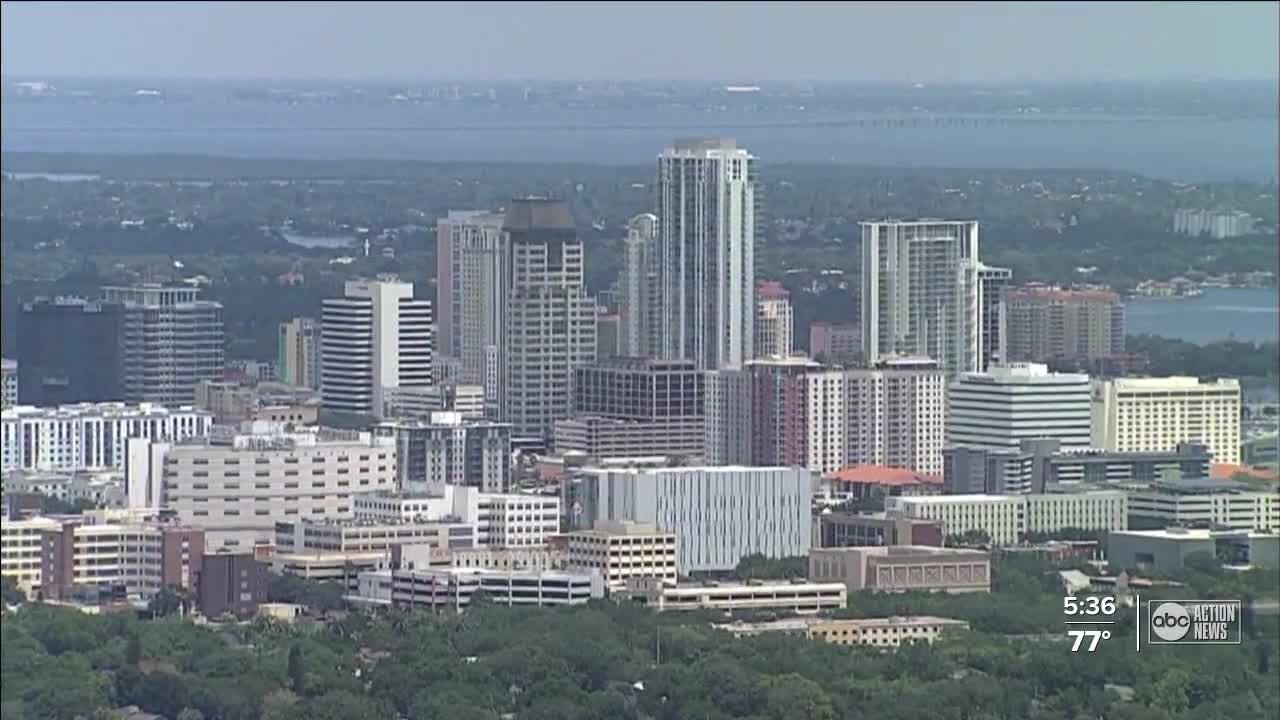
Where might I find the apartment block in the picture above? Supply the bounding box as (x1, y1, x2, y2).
(566, 465, 811, 572)
(125, 426, 397, 550)
(1006, 287, 1125, 364)
(754, 280, 794, 359)
(1, 359, 17, 409)
(566, 521, 678, 588)
(809, 545, 991, 593)
(379, 412, 511, 494)
(2, 402, 212, 473)
(556, 357, 704, 459)
(617, 213, 660, 357)
(277, 317, 320, 389)
(436, 210, 507, 403)
(103, 285, 225, 406)
(1091, 376, 1241, 464)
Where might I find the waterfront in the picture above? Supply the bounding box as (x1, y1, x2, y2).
(1126, 287, 1279, 344)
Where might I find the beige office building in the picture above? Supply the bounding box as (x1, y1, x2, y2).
(566, 521, 677, 588)
(715, 615, 969, 648)
(1091, 377, 1241, 464)
(808, 545, 991, 594)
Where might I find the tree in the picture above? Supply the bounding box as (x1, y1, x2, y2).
(0, 576, 25, 606)
(148, 586, 183, 618)
(125, 631, 142, 667)
(288, 643, 305, 695)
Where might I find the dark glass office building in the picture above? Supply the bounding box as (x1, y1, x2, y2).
(17, 298, 125, 406)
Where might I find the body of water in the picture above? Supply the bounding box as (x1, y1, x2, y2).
(2, 102, 1277, 182)
(282, 232, 355, 249)
(1126, 287, 1279, 344)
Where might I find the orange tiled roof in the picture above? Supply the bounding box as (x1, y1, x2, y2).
(1210, 463, 1278, 482)
(823, 465, 942, 486)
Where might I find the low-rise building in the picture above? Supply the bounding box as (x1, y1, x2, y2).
(1108, 528, 1280, 573)
(616, 577, 846, 614)
(714, 615, 969, 648)
(1127, 476, 1279, 532)
(351, 565, 604, 611)
(377, 412, 511, 493)
(816, 512, 944, 548)
(943, 439, 1211, 495)
(808, 545, 991, 594)
(887, 488, 1129, 545)
(566, 521, 678, 589)
(352, 487, 561, 548)
(197, 552, 270, 619)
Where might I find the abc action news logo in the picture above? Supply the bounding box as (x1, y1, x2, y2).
(1148, 600, 1242, 644)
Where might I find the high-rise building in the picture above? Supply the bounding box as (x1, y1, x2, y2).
(276, 317, 320, 389)
(102, 285, 225, 407)
(1, 359, 16, 409)
(977, 264, 1012, 371)
(554, 358, 704, 459)
(320, 279, 433, 418)
(754, 280, 794, 359)
(380, 412, 512, 494)
(860, 220, 980, 375)
(1006, 287, 1126, 364)
(618, 213, 660, 357)
(435, 210, 507, 405)
(947, 363, 1091, 453)
(1091, 377, 1241, 464)
(501, 198, 597, 440)
(704, 369, 753, 465)
(17, 298, 125, 406)
(596, 311, 620, 361)
(809, 322, 861, 364)
(656, 138, 756, 370)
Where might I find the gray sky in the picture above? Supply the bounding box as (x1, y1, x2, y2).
(2, 1, 1277, 82)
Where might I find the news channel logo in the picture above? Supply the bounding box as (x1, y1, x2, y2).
(1147, 600, 1242, 645)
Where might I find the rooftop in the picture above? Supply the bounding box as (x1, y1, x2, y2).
(756, 280, 790, 300)
(1009, 287, 1121, 303)
(503, 197, 575, 232)
(824, 465, 941, 487)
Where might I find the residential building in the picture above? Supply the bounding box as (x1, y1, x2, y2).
(435, 210, 507, 405)
(977, 264, 1012, 370)
(378, 412, 511, 493)
(1127, 476, 1278, 532)
(617, 577, 845, 614)
(1006, 287, 1125, 364)
(617, 213, 660, 357)
(566, 521, 678, 589)
(947, 363, 1091, 452)
(713, 615, 968, 647)
(808, 322, 861, 364)
(656, 138, 756, 370)
(565, 465, 811, 572)
(943, 440, 1211, 495)
(197, 552, 270, 619)
(816, 512, 944, 548)
(1, 359, 16, 409)
(860, 220, 981, 375)
(102, 285, 224, 406)
(17, 298, 125, 406)
(501, 198, 597, 440)
(1173, 208, 1256, 239)
(754, 280, 794, 358)
(809, 545, 991, 593)
(596, 312, 620, 361)
(704, 369, 753, 465)
(276, 317, 320, 389)
(555, 357, 704, 459)
(124, 425, 398, 550)
(1091, 377, 1241, 464)
(320, 278, 433, 418)
(2, 402, 212, 473)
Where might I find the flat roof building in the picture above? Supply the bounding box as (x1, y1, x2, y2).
(808, 545, 991, 594)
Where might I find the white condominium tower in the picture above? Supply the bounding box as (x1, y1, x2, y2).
(435, 210, 507, 405)
(618, 213, 660, 357)
(656, 138, 756, 370)
(102, 284, 225, 406)
(321, 278, 433, 418)
(860, 220, 981, 375)
(501, 198, 597, 440)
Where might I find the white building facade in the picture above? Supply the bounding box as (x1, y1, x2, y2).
(2, 402, 212, 473)
(656, 138, 756, 370)
(948, 363, 1091, 452)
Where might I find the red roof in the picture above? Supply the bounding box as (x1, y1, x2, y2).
(756, 280, 790, 300)
(823, 465, 942, 486)
(1210, 463, 1278, 482)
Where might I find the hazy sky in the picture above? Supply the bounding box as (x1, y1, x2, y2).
(2, 1, 1277, 83)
